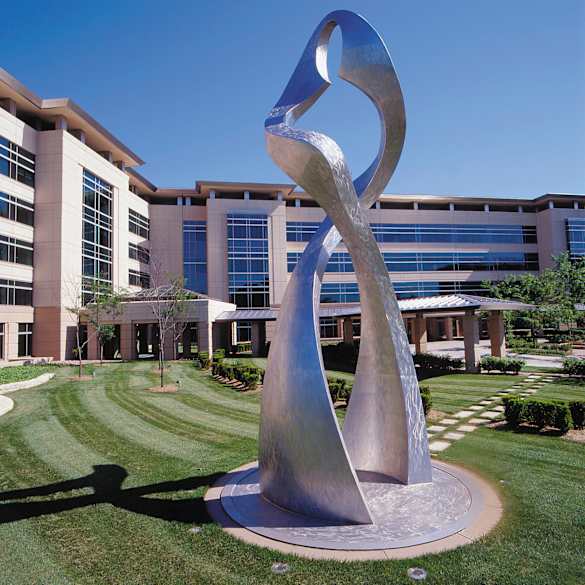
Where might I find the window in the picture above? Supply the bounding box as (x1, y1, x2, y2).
(0, 136, 35, 187)
(566, 218, 585, 260)
(320, 280, 492, 302)
(236, 322, 252, 342)
(128, 242, 150, 264)
(227, 214, 269, 308)
(319, 317, 339, 339)
(129, 209, 150, 238)
(82, 170, 113, 304)
(0, 192, 34, 226)
(18, 323, 32, 356)
(287, 251, 539, 273)
(0, 235, 33, 266)
(129, 269, 150, 288)
(0, 279, 33, 305)
(183, 221, 207, 293)
(286, 222, 537, 244)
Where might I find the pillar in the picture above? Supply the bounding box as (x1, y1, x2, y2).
(197, 321, 213, 355)
(412, 313, 428, 354)
(488, 311, 506, 357)
(162, 329, 175, 361)
(119, 322, 136, 361)
(87, 324, 100, 361)
(444, 317, 454, 341)
(462, 311, 480, 372)
(342, 317, 354, 345)
(251, 321, 267, 356)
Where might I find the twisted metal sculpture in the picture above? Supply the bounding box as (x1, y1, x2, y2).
(260, 10, 432, 525)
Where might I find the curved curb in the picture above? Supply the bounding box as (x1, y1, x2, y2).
(0, 372, 55, 395)
(0, 395, 14, 417)
(205, 461, 503, 561)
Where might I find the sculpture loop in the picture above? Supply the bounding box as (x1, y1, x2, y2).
(260, 10, 432, 525)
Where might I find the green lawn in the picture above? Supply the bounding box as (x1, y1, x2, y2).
(0, 362, 584, 584)
(0, 364, 59, 385)
(533, 377, 585, 402)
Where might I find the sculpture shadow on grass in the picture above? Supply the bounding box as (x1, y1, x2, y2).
(0, 464, 225, 525)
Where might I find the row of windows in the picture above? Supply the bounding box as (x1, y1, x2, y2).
(0, 234, 33, 266)
(129, 269, 150, 288)
(0, 135, 35, 188)
(287, 251, 539, 273)
(320, 280, 489, 303)
(0, 279, 33, 306)
(227, 214, 270, 308)
(129, 209, 150, 239)
(286, 222, 538, 244)
(183, 221, 207, 293)
(82, 170, 113, 303)
(0, 191, 34, 226)
(129, 242, 150, 264)
(566, 218, 585, 260)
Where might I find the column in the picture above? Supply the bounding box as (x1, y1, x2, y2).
(342, 317, 354, 345)
(119, 322, 136, 361)
(412, 313, 428, 354)
(462, 311, 480, 372)
(87, 324, 100, 361)
(197, 320, 213, 355)
(444, 317, 454, 341)
(251, 321, 267, 356)
(488, 311, 506, 357)
(162, 330, 175, 361)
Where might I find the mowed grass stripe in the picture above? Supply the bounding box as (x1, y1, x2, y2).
(143, 393, 259, 438)
(107, 386, 256, 445)
(80, 384, 222, 463)
(48, 383, 203, 478)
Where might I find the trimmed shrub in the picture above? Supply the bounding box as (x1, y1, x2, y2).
(412, 353, 463, 371)
(197, 351, 211, 369)
(502, 396, 524, 427)
(480, 356, 525, 374)
(569, 401, 585, 429)
(503, 396, 572, 433)
(327, 377, 349, 403)
(420, 386, 432, 416)
(562, 358, 585, 377)
(212, 349, 226, 360)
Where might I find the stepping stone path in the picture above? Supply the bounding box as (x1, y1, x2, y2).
(428, 372, 560, 454)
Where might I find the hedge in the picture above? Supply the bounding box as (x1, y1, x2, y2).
(412, 353, 463, 372)
(570, 401, 585, 429)
(211, 361, 263, 391)
(562, 358, 585, 377)
(502, 396, 577, 433)
(480, 355, 525, 374)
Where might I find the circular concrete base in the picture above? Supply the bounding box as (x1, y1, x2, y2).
(205, 461, 503, 560)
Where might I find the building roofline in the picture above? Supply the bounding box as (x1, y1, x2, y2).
(0, 68, 144, 167)
(195, 179, 296, 196)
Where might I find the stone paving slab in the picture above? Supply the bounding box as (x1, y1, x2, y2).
(427, 425, 447, 433)
(480, 411, 501, 419)
(454, 410, 474, 419)
(457, 424, 477, 433)
(469, 405, 484, 411)
(440, 418, 458, 425)
(444, 432, 465, 441)
(468, 417, 488, 425)
(479, 400, 492, 405)
(429, 440, 451, 452)
(493, 406, 505, 412)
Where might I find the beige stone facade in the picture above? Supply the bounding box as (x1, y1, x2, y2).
(0, 67, 583, 362)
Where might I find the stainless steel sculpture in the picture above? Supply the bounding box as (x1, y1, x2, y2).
(260, 10, 432, 525)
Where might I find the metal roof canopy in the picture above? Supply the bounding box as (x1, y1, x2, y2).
(215, 294, 534, 322)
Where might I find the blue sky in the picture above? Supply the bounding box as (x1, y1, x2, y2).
(4, 0, 584, 197)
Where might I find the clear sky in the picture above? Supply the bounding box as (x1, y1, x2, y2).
(4, 0, 584, 197)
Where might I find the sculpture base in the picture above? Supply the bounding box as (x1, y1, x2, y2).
(205, 461, 502, 560)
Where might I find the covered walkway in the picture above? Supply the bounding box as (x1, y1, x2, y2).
(216, 294, 534, 372)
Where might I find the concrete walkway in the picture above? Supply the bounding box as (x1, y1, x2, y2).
(427, 372, 560, 453)
(416, 339, 564, 370)
(0, 372, 55, 418)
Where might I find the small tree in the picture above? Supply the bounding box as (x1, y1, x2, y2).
(85, 280, 124, 364)
(146, 260, 190, 387)
(65, 278, 91, 378)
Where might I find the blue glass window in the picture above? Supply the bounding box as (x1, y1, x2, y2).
(183, 221, 207, 293)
